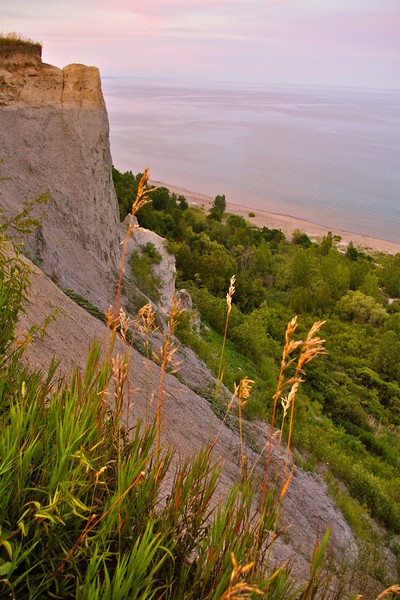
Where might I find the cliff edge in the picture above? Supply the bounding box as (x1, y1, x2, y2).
(0, 44, 120, 308)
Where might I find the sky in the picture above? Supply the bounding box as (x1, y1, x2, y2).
(3, 0, 400, 89)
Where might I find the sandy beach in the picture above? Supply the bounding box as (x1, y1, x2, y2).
(151, 180, 400, 256)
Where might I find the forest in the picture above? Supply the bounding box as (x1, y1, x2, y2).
(113, 167, 400, 563)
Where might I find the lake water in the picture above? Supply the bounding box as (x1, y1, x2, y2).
(101, 78, 400, 243)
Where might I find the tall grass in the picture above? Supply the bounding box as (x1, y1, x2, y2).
(0, 32, 42, 47)
(0, 177, 398, 598)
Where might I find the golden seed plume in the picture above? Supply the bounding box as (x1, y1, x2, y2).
(226, 275, 236, 314)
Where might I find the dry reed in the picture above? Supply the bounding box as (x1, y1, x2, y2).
(219, 554, 263, 599)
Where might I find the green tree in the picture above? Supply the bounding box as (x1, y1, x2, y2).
(112, 167, 140, 220)
(318, 251, 350, 303)
(337, 290, 387, 325)
(234, 276, 267, 313)
(292, 229, 312, 248)
(374, 330, 400, 383)
(208, 194, 226, 221)
(381, 254, 400, 298)
(150, 186, 175, 212)
(360, 272, 381, 302)
(345, 241, 359, 261)
(196, 247, 236, 296)
(178, 195, 189, 210)
(249, 240, 273, 282)
(288, 248, 316, 288)
(318, 231, 334, 256)
(173, 241, 195, 281)
(348, 258, 371, 291)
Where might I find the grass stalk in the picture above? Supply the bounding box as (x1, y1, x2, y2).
(113, 167, 155, 325)
(56, 470, 145, 575)
(208, 275, 236, 441)
(153, 295, 181, 463)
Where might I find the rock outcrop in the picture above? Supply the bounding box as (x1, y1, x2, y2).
(125, 220, 177, 314)
(0, 45, 121, 308)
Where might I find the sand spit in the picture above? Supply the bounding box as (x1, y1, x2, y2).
(151, 180, 400, 256)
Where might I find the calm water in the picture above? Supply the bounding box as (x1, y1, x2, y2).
(102, 78, 400, 243)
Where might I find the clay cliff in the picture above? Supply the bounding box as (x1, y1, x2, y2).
(0, 44, 123, 309)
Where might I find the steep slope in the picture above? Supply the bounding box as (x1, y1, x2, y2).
(16, 254, 359, 588)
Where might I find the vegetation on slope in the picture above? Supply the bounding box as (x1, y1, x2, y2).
(0, 179, 356, 598)
(0, 32, 42, 50)
(112, 168, 400, 574)
(0, 170, 398, 596)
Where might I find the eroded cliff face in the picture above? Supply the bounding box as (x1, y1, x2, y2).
(0, 47, 121, 308)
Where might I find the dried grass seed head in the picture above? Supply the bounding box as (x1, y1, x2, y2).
(138, 303, 156, 334)
(238, 377, 254, 401)
(226, 275, 236, 313)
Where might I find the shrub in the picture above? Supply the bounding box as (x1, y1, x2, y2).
(129, 248, 161, 302)
(292, 229, 312, 248)
(336, 290, 388, 325)
(349, 465, 400, 532)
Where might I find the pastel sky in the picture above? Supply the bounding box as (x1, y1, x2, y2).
(3, 0, 400, 88)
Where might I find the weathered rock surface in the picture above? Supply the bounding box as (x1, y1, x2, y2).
(126, 221, 177, 314)
(0, 44, 104, 109)
(0, 46, 176, 316)
(176, 288, 201, 332)
(0, 47, 120, 308)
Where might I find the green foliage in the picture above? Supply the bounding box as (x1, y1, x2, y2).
(112, 167, 400, 543)
(0, 243, 30, 367)
(288, 248, 317, 289)
(345, 241, 359, 261)
(208, 194, 226, 221)
(336, 290, 387, 325)
(360, 272, 381, 302)
(63, 290, 107, 323)
(292, 229, 312, 248)
(128, 245, 161, 303)
(0, 32, 41, 48)
(0, 193, 49, 237)
(112, 167, 141, 220)
(317, 231, 334, 256)
(325, 473, 373, 541)
(349, 465, 400, 532)
(374, 330, 400, 383)
(380, 253, 400, 297)
(318, 250, 350, 303)
(0, 235, 346, 599)
(141, 242, 162, 264)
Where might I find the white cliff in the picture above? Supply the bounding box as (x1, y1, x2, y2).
(0, 45, 121, 308)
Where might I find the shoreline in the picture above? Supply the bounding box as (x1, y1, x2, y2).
(151, 180, 400, 256)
